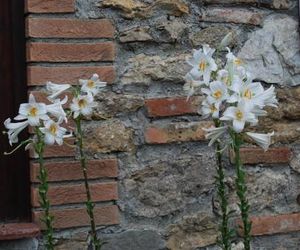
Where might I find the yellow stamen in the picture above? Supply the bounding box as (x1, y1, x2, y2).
(236, 110, 243, 120)
(210, 104, 217, 113)
(199, 60, 206, 71)
(49, 124, 57, 135)
(87, 80, 95, 88)
(213, 90, 222, 99)
(78, 99, 87, 109)
(234, 58, 242, 65)
(28, 107, 38, 117)
(243, 89, 252, 99)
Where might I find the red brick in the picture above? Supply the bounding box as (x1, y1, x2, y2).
(145, 121, 213, 144)
(26, 18, 115, 39)
(0, 223, 40, 240)
(237, 213, 300, 236)
(200, 7, 265, 25)
(27, 42, 115, 62)
(29, 138, 76, 158)
(30, 159, 118, 182)
(145, 96, 202, 117)
(27, 66, 115, 86)
(26, 0, 75, 13)
(230, 147, 292, 165)
(33, 205, 119, 229)
(31, 182, 118, 207)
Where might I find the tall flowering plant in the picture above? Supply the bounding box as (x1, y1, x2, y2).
(3, 73, 106, 250)
(46, 74, 107, 250)
(184, 41, 278, 249)
(3, 93, 70, 250)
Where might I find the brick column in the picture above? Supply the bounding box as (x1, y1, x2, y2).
(25, 0, 119, 230)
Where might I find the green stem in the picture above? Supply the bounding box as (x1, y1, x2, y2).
(214, 120, 232, 250)
(232, 132, 251, 250)
(35, 129, 54, 250)
(75, 118, 101, 250)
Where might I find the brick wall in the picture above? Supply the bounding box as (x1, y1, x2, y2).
(5, 0, 299, 249)
(25, 0, 119, 234)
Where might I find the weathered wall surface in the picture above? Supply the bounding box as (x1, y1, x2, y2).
(76, 1, 300, 249)
(1, 0, 300, 249)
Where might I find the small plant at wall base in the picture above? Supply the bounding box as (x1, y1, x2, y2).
(46, 74, 107, 250)
(183, 36, 278, 249)
(3, 93, 71, 250)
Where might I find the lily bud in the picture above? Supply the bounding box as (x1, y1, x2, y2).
(220, 32, 234, 49)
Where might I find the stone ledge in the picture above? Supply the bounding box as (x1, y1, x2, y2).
(0, 223, 40, 240)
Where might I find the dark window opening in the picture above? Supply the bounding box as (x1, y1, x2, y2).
(0, 0, 31, 222)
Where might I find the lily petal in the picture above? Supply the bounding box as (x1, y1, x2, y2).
(246, 131, 274, 151)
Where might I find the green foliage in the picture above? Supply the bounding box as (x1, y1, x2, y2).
(214, 120, 233, 250)
(35, 128, 55, 250)
(75, 117, 102, 250)
(231, 132, 252, 250)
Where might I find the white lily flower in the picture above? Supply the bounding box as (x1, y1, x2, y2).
(46, 96, 68, 122)
(15, 94, 49, 126)
(183, 73, 204, 99)
(217, 69, 230, 86)
(187, 44, 218, 84)
(246, 131, 274, 151)
(203, 126, 228, 146)
(225, 48, 248, 83)
(39, 119, 67, 145)
(201, 99, 221, 119)
(70, 93, 97, 119)
(226, 47, 243, 67)
(240, 82, 264, 100)
(255, 85, 278, 108)
(202, 81, 229, 104)
(4, 118, 29, 146)
(230, 81, 265, 106)
(79, 74, 107, 96)
(46, 82, 71, 101)
(220, 100, 257, 133)
(217, 70, 242, 95)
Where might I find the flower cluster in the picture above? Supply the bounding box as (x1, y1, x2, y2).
(4, 73, 106, 150)
(3, 73, 106, 250)
(70, 73, 106, 119)
(4, 93, 68, 148)
(184, 45, 278, 151)
(46, 73, 106, 121)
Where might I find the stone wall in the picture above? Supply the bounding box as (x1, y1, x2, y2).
(1, 0, 300, 249)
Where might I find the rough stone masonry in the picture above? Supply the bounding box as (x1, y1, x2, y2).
(2, 0, 300, 249)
